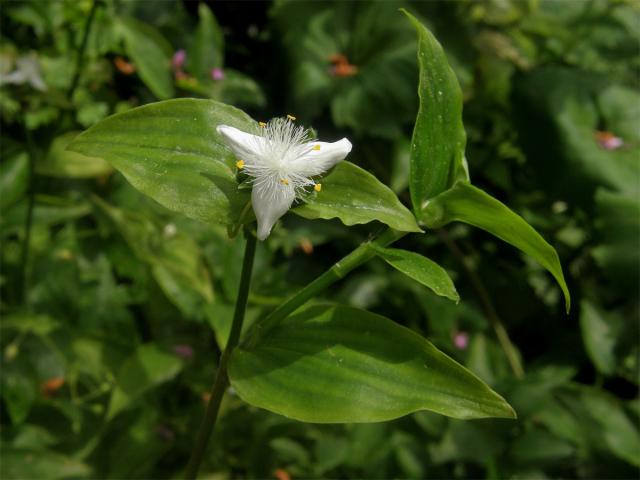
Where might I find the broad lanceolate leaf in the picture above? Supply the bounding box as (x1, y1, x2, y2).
(293, 162, 421, 233)
(422, 181, 570, 312)
(119, 17, 174, 99)
(402, 10, 467, 213)
(229, 305, 516, 423)
(370, 245, 459, 302)
(68, 99, 256, 226)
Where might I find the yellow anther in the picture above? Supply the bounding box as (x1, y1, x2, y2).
(259, 122, 267, 128)
(314, 183, 322, 192)
(235, 159, 245, 169)
(280, 178, 289, 185)
(312, 145, 321, 151)
(287, 114, 296, 121)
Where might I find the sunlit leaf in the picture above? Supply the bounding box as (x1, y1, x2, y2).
(68, 99, 256, 226)
(402, 9, 467, 212)
(229, 305, 516, 423)
(294, 162, 421, 233)
(370, 245, 459, 302)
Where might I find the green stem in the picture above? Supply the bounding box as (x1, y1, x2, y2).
(18, 129, 36, 305)
(257, 228, 406, 328)
(184, 231, 257, 480)
(67, 0, 100, 101)
(436, 229, 524, 378)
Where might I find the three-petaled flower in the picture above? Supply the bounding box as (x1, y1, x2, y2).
(217, 117, 352, 240)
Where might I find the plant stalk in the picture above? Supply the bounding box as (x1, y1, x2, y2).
(258, 228, 406, 327)
(67, 0, 100, 101)
(184, 231, 257, 480)
(436, 228, 525, 378)
(18, 129, 36, 305)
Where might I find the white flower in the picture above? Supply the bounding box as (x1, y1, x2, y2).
(217, 117, 352, 240)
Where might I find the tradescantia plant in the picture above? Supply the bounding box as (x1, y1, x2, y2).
(67, 11, 570, 479)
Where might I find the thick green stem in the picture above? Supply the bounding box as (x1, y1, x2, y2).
(184, 232, 257, 480)
(258, 228, 406, 328)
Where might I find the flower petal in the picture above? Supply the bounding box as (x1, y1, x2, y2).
(216, 125, 265, 160)
(291, 138, 352, 177)
(252, 182, 296, 240)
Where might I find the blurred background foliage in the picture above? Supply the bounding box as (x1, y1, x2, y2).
(1, 0, 639, 478)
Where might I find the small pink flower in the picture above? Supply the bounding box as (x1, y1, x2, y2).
(211, 67, 225, 81)
(172, 49, 186, 70)
(173, 344, 193, 360)
(595, 131, 624, 151)
(453, 331, 469, 350)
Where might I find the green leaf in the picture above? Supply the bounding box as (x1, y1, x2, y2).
(509, 428, 574, 464)
(67, 99, 256, 226)
(119, 17, 174, 99)
(422, 181, 570, 312)
(402, 9, 467, 211)
(0, 152, 29, 209)
(188, 3, 224, 79)
(93, 197, 214, 319)
(370, 246, 459, 302)
(37, 132, 112, 178)
(107, 344, 183, 419)
(593, 189, 640, 294)
(229, 305, 516, 423)
(580, 301, 619, 376)
(1, 448, 92, 480)
(293, 162, 421, 233)
(580, 389, 640, 467)
(1, 196, 91, 236)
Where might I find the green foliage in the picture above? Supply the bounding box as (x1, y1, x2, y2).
(1, 0, 638, 479)
(119, 16, 175, 100)
(230, 305, 514, 422)
(370, 245, 459, 302)
(422, 181, 570, 311)
(403, 9, 467, 209)
(294, 162, 421, 233)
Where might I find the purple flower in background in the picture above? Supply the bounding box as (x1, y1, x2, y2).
(173, 344, 194, 360)
(172, 49, 186, 70)
(211, 67, 225, 81)
(453, 331, 469, 350)
(595, 131, 624, 151)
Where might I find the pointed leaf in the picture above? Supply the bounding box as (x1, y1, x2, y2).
(370, 246, 459, 302)
(119, 17, 174, 99)
(229, 305, 516, 423)
(188, 3, 224, 79)
(293, 162, 421, 233)
(402, 10, 467, 212)
(422, 181, 570, 312)
(67, 99, 256, 226)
